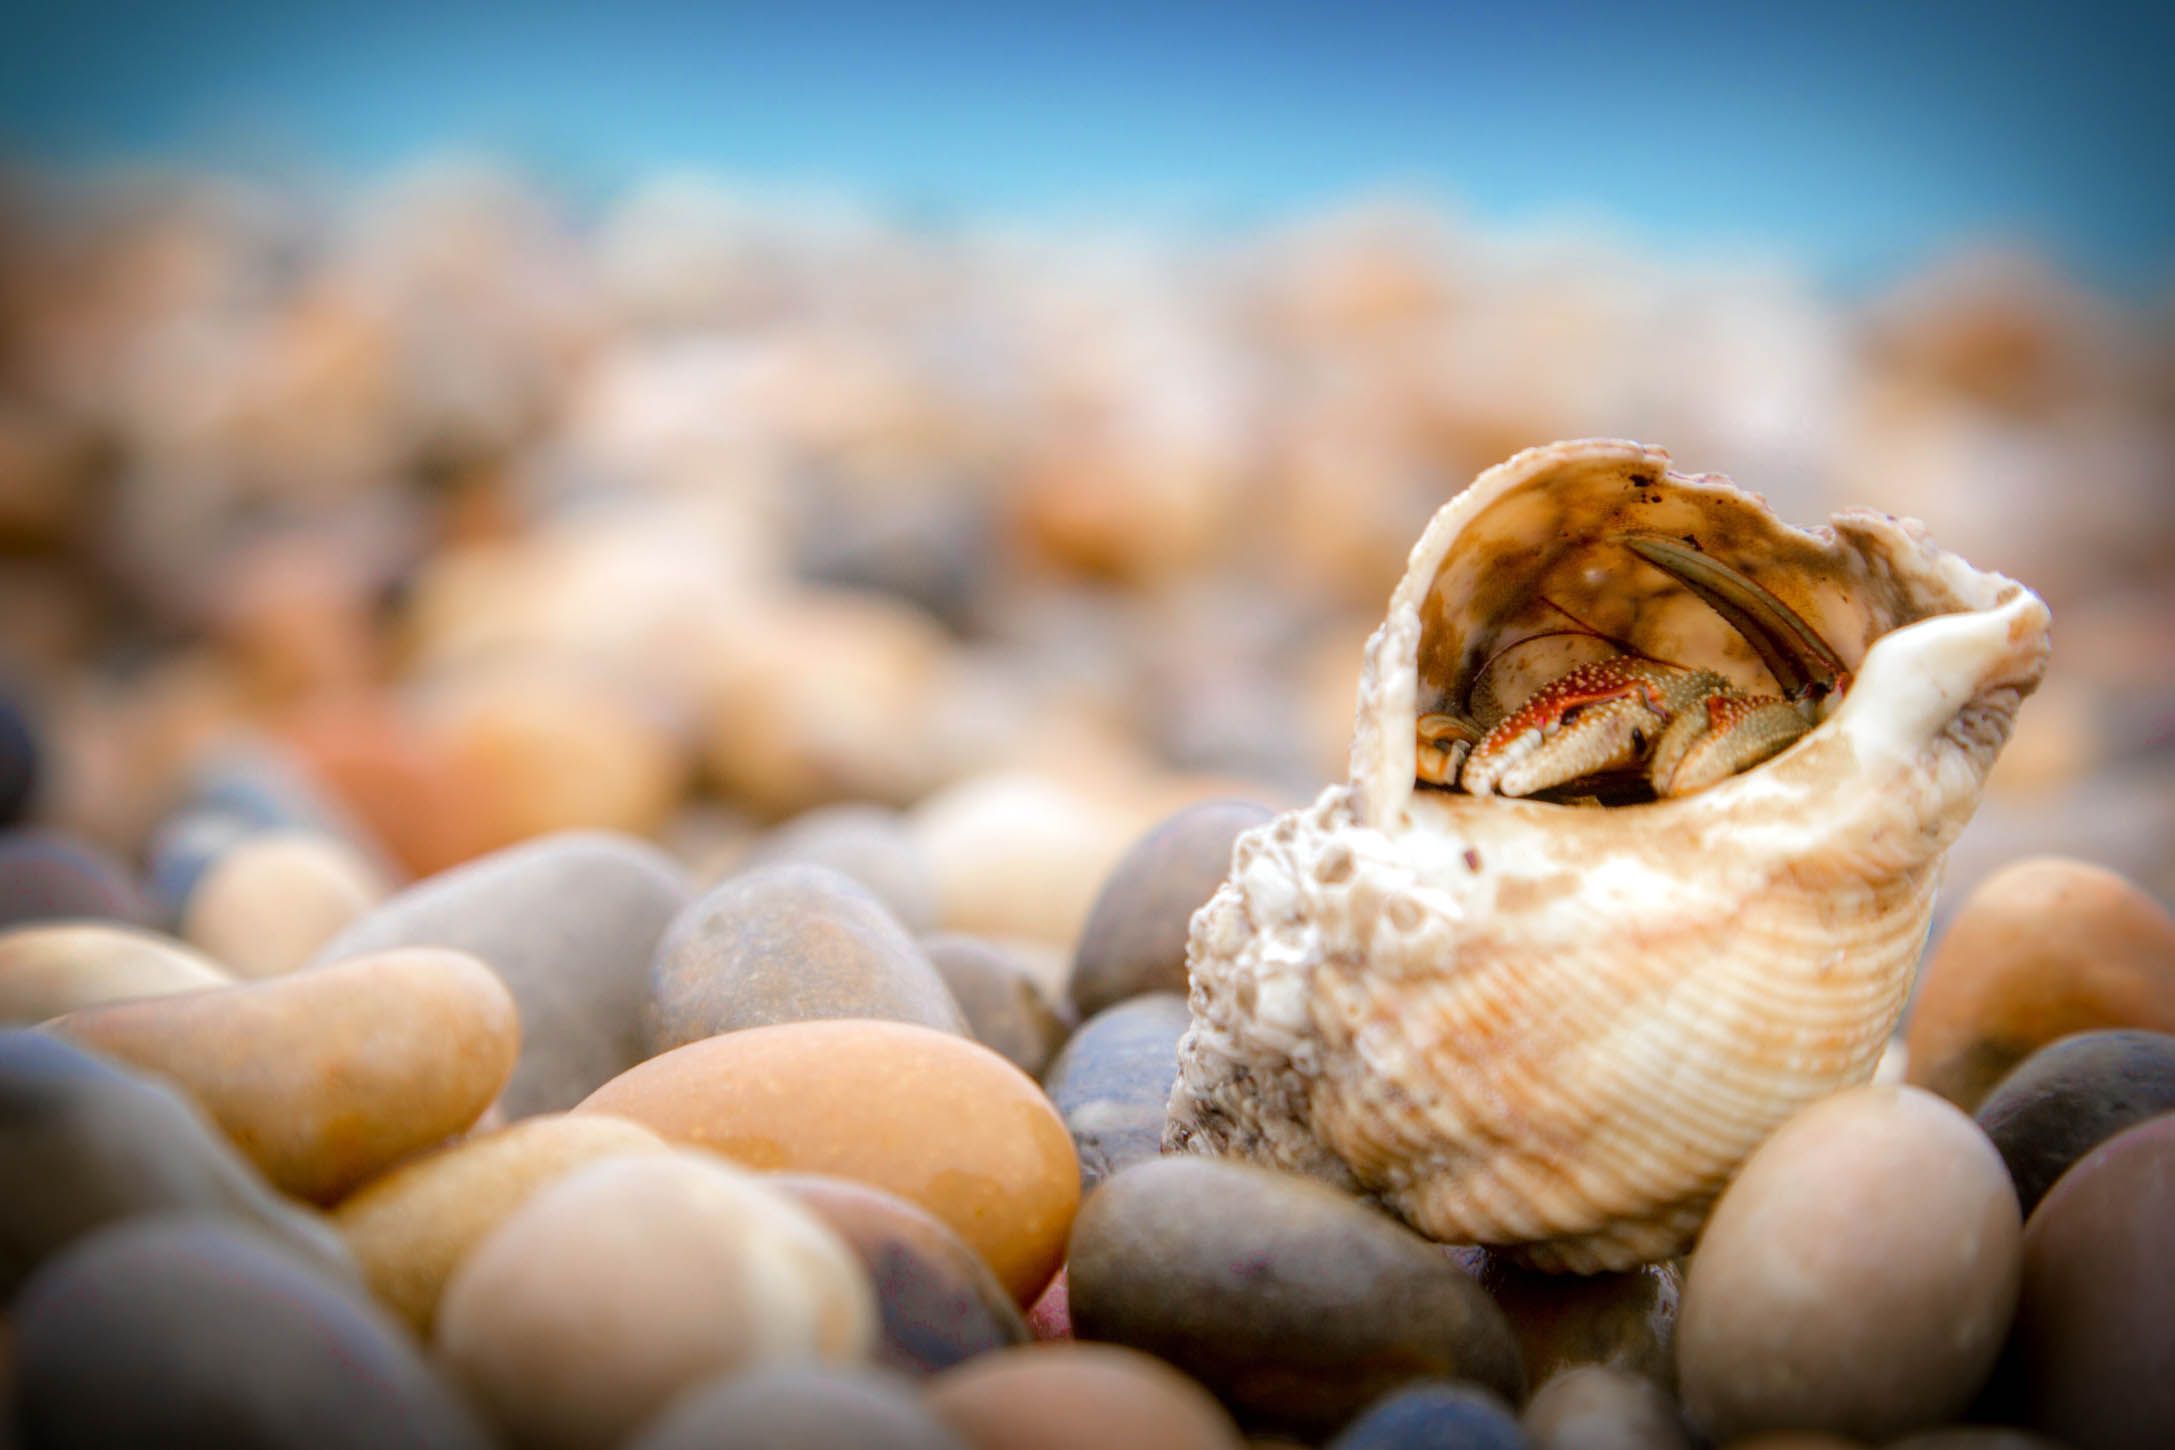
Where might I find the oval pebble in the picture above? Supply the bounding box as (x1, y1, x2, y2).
(1068, 1155, 1525, 1438)
(332, 1111, 669, 1333)
(1908, 858, 2175, 1109)
(0, 830, 148, 930)
(13, 1217, 487, 1450)
(645, 862, 965, 1054)
(1070, 799, 1273, 1014)
(774, 1173, 1029, 1375)
(435, 1151, 876, 1450)
(0, 923, 231, 1024)
(1523, 1365, 1690, 1450)
(2008, 1111, 2175, 1450)
(1473, 1253, 1679, 1390)
(1041, 991, 1191, 1191)
(578, 1019, 1078, 1304)
(180, 829, 386, 978)
(926, 1342, 1246, 1450)
(0, 1029, 353, 1295)
(309, 829, 691, 1115)
(624, 1363, 971, 1450)
(744, 802, 941, 933)
(922, 932, 1073, 1076)
(1328, 1382, 1527, 1450)
(1677, 1086, 2021, 1444)
(1972, 1028, 2175, 1216)
(53, 947, 518, 1201)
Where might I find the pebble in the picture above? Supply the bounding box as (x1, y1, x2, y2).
(907, 770, 1146, 947)
(578, 1019, 1078, 1304)
(1028, 1265, 1071, 1339)
(2007, 1111, 2175, 1450)
(0, 923, 232, 1024)
(1327, 1383, 1527, 1450)
(645, 862, 966, 1054)
(922, 932, 1074, 1076)
(1972, 1028, 2175, 1216)
(1907, 858, 2175, 1108)
(0, 687, 39, 825)
(925, 1342, 1247, 1450)
(1471, 1253, 1679, 1390)
(1676, 1086, 2021, 1444)
(0, 829, 149, 929)
(774, 1173, 1029, 1375)
(12, 1217, 490, 1449)
(0, 1029, 353, 1295)
(52, 947, 518, 1202)
(309, 829, 692, 1115)
(179, 829, 387, 978)
(1068, 1155, 1525, 1437)
(745, 802, 941, 932)
(278, 693, 490, 877)
(1041, 992, 1191, 1191)
(332, 1111, 669, 1333)
(1523, 1365, 1690, 1450)
(623, 1363, 972, 1450)
(435, 1151, 876, 1450)
(1069, 799, 1273, 1014)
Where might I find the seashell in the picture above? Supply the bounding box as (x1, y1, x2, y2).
(1163, 438, 2051, 1272)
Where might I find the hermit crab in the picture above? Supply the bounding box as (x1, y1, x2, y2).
(1164, 439, 2050, 1272)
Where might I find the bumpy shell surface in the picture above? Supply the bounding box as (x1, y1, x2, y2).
(1164, 439, 2050, 1272)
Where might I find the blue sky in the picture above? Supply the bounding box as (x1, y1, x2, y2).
(4, 1, 2170, 290)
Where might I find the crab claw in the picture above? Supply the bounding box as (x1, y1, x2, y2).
(1647, 692, 1813, 797)
(1618, 534, 1849, 707)
(1460, 658, 1720, 798)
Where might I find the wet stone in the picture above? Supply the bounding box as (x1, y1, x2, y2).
(1972, 1028, 2175, 1216)
(1472, 1253, 1679, 1390)
(645, 862, 966, 1054)
(0, 830, 149, 931)
(1069, 799, 1274, 1015)
(0, 1029, 353, 1296)
(1068, 1155, 1525, 1438)
(12, 1216, 487, 1450)
(1043, 992, 1190, 1191)
(623, 1363, 972, 1450)
(310, 829, 691, 1115)
(1328, 1382, 1527, 1450)
(774, 1173, 1029, 1375)
(922, 932, 1074, 1077)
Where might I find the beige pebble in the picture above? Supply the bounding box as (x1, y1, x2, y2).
(434, 1151, 875, 1450)
(52, 947, 518, 1202)
(907, 771, 1144, 947)
(181, 830, 387, 978)
(0, 923, 231, 1024)
(333, 1112, 668, 1333)
(926, 1342, 1246, 1450)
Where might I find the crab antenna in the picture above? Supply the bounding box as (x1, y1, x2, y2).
(1617, 534, 1848, 701)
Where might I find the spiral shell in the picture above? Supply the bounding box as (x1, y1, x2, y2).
(1163, 439, 2051, 1272)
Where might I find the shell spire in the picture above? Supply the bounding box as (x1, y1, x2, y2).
(1164, 439, 2050, 1272)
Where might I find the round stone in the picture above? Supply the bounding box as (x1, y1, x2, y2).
(1523, 1365, 1689, 1450)
(1972, 1028, 2175, 1216)
(12, 1217, 488, 1449)
(1676, 1086, 2021, 1444)
(1069, 799, 1274, 1015)
(1472, 1253, 1679, 1390)
(907, 770, 1147, 947)
(745, 803, 941, 933)
(310, 829, 692, 1115)
(1041, 992, 1191, 1191)
(926, 1343, 1247, 1450)
(578, 1019, 1078, 1304)
(0, 923, 232, 1024)
(922, 933, 1073, 1077)
(1327, 1383, 1525, 1450)
(0, 688, 40, 826)
(0, 830, 149, 930)
(53, 947, 518, 1202)
(435, 1152, 876, 1450)
(623, 1363, 971, 1450)
(1068, 1155, 1524, 1438)
(180, 829, 387, 978)
(333, 1112, 669, 1333)
(645, 862, 966, 1054)
(0, 1029, 353, 1295)
(1907, 858, 2175, 1109)
(2008, 1112, 2175, 1450)
(774, 1173, 1029, 1375)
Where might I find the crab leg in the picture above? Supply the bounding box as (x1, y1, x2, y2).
(1647, 692, 1813, 796)
(1618, 534, 1849, 706)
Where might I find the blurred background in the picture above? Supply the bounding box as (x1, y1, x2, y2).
(2, 1, 2171, 944)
